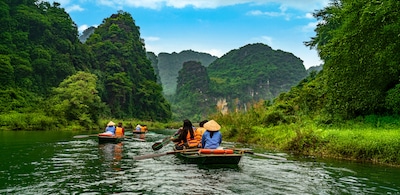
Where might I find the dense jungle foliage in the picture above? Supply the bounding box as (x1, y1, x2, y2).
(85, 11, 171, 120)
(303, 0, 400, 122)
(212, 0, 400, 165)
(0, 1, 171, 130)
(217, 0, 400, 126)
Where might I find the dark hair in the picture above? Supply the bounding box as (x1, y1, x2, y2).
(199, 120, 208, 127)
(180, 119, 194, 140)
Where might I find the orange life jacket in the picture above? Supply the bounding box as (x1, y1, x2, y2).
(140, 126, 148, 132)
(115, 127, 124, 137)
(187, 128, 201, 148)
(194, 127, 206, 143)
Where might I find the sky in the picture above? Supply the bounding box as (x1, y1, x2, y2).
(49, 0, 330, 69)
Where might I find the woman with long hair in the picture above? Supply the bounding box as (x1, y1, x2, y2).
(172, 119, 195, 150)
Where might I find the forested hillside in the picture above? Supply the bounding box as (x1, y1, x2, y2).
(85, 11, 171, 120)
(154, 50, 217, 96)
(0, 1, 171, 130)
(146, 52, 162, 85)
(208, 43, 307, 111)
(172, 61, 211, 120)
(171, 43, 308, 121)
(0, 1, 89, 96)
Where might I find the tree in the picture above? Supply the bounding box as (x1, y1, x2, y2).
(47, 71, 106, 127)
(306, 0, 400, 119)
(0, 55, 14, 89)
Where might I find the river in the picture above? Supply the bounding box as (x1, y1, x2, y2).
(1, 130, 400, 194)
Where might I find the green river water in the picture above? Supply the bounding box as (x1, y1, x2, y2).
(1, 130, 400, 194)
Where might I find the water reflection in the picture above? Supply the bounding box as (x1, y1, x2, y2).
(98, 142, 124, 171)
(132, 131, 146, 141)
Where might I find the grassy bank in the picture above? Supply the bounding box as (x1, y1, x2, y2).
(220, 117, 400, 167)
(0, 111, 182, 131)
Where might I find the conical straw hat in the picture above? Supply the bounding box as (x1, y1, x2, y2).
(107, 121, 115, 126)
(203, 120, 221, 131)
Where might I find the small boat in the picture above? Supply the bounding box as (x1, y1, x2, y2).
(133, 124, 148, 134)
(98, 133, 124, 144)
(174, 148, 243, 165)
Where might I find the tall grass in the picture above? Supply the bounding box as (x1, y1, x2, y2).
(216, 111, 400, 166)
(321, 128, 400, 164)
(0, 112, 58, 130)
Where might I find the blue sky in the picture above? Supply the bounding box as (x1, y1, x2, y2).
(50, 0, 330, 69)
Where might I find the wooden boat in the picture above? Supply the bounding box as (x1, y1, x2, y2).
(174, 148, 243, 165)
(98, 132, 124, 144)
(133, 125, 148, 134)
(98, 135, 124, 144)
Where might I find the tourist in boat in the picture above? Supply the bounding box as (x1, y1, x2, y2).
(104, 121, 116, 135)
(172, 119, 195, 150)
(140, 124, 148, 132)
(115, 122, 125, 137)
(135, 124, 142, 132)
(194, 120, 208, 148)
(201, 120, 222, 149)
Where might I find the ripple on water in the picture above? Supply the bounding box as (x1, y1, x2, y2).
(3, 131, 400, 194)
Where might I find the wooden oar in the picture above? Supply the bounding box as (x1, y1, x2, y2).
(151, 134, 178, 151)
(133, 148, 200, 160)
(233, 148, 287, 160)
(73, 134, 99, 138)
(124, 136, 145, 142)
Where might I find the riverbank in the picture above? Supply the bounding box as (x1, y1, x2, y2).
(220, 118, 400, 167)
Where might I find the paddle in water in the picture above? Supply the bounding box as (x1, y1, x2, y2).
(151, 134, 178, 150)
(73, 134, 99, 138)
(233, 148, 287, 160)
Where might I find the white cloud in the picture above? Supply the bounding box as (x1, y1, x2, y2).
(52, 0, 329, 12)
(247, 5, 293, 21)
(302, 21, 318, 32)
(91, 0, 329, 11)
(305, 13, 314, 19)
(248, 36, 274, 47)
(97, 0, 123, 9)
(248, 10, 283, 17)
(200, 48, 224, 57)
(65, 4, 84, 12)
(261, 36, 273, 45)
(144, 36, 160, 41)
(78, 24, 89, 33)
